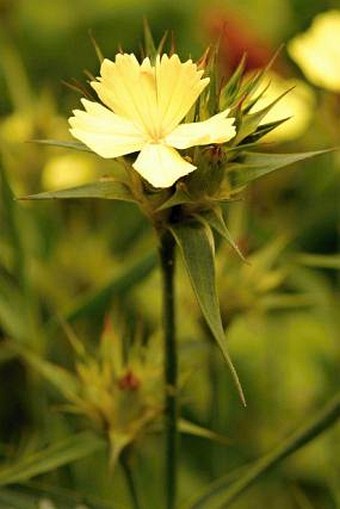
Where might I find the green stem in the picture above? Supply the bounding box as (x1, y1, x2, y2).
(159, 230, 178, 509)
(121, 450, 142, 509)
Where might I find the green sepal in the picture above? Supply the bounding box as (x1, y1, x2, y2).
(222, 54, 247, 108)
(143, 20, 168, 63)
(89, 29, 104, 63)
(157, 185, 195, 210)
(20, 178, 137, 203)
(227, 149, 330, 189)
(233, 87, 293, 145)
(170, 221, 246, 406)
(241, 117, 291, 144)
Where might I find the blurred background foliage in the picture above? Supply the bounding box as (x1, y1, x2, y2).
(0, 0, 339, 508)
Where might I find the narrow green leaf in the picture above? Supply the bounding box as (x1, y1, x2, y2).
(66, 250, 157, 322)
(170, 221, 246, 405)
(0, 433, 105, 486)
(30, 139, 91, 151)
(296, 253, 340, 270)
(9, 342, 80, 402)
(187, 392, 340, 509)
(228, 149, 329, 189)
(0, 275, 28, 342)
(198, 209, 246, 261)
(20, 179, 136, 203)
(179, 419, 229, 445)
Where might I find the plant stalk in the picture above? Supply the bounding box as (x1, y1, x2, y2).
(159, 230, 178, 509)
(121, 450, 142, 509)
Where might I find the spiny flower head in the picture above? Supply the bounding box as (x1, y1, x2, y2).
(69, 53, 236, 188)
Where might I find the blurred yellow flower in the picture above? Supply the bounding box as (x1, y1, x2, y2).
(69, 53, 236, 188)
(42, 154, 97, 190)
(250, 72, 315, 142)
(288, 10, 340, 92)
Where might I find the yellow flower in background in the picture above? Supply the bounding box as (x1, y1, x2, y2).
(42, 154, 97, 190)
(288, 10, 340, 92)
(69, 53, 236, 188)
(250, 72, 315, 142)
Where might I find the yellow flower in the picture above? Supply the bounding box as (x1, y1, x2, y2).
(288, 10, 340, 92)
(69, 53, 236, 188)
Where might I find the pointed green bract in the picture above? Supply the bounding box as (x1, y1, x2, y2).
(233, 88, 293, 144)
(170, 221, 246, 405)
(20, 179, 137, 202)
(227, 149, 330, 189)
(89, 30, 104, 63)
(198, 208, 246, 261)
(179, 419, 229, 445)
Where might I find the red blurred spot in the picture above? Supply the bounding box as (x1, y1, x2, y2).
(203, 7, 274, 76)
(118, 370, 140, 391)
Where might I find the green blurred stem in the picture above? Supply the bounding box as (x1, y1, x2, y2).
(121, 451, 142, 509)
(159, 230, 178, 509)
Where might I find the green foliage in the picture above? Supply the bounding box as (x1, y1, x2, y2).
(170, 220, 246, 406)
(0, 433, 105, 486)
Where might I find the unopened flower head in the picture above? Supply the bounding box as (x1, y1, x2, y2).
(69, 53, 236, 188)
(288, 10, 340, 92)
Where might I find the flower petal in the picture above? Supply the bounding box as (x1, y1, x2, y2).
(91, 54, 160, 137)
(133, 143, 196, 188)
(164, 109, 236, 149)
(69, 99, 145, 158)
(155, 54, 210, 134)
(91, 54, 210, 139)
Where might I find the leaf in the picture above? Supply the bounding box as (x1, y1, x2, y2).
(0, 433, 105, 486)
(227, 149, 329, 189)
(198, 209, 246, 261)
(30, 139, 92, 151)
(170, 221, 246, 405)
(9, 342, 80, 403)
(296, 253, 340, 270)
(179, 419, 229, 445)
(187, 392, 340, 508)
(0, 275, 28, 342)
(66, 250, 157, 322)
(20, 179, 137, 203)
